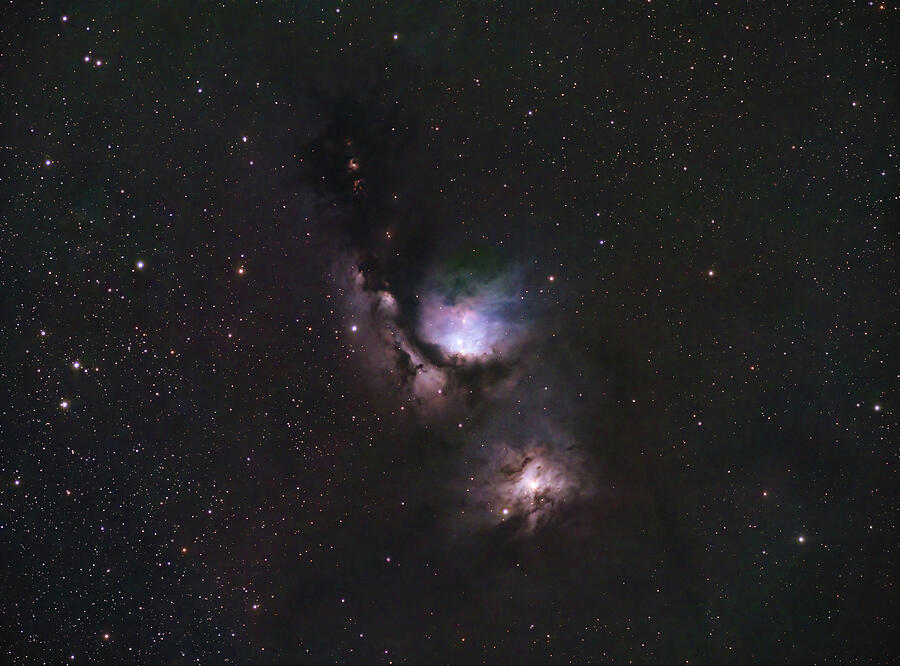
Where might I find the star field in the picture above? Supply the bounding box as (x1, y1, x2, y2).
(1, 2, 896, 664)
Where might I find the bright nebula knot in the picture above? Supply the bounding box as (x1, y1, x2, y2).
(417, 261, 524, 361)
(461, 438, 595, 534)
(418, 298, 514, 358)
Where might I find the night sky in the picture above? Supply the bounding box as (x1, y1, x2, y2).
(2, 2, 897, 664)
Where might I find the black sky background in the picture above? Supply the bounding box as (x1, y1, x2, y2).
(1, 2, 896, 663)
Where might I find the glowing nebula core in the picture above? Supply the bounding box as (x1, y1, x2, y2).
(418, 300, 510, 358)
(492, 446, 590, 531)
(455, 438, 595, 535)
(417, 275, 524, 361)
